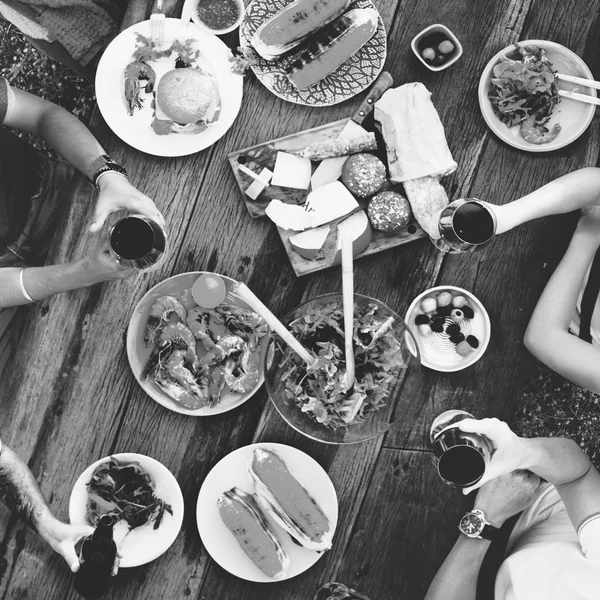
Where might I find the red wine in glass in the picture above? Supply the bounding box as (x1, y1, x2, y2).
(314, 582, 371, 600)
(435, 199, 497, 253)
(109, 214, 167, 270)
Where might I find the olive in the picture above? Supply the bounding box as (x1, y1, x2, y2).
(462, 305, 475, 319)
(456, 340, 472, 356)
(452, 295, 467, 308)
(421, 47, 436, 61)
(415, 314, 430, 325)
(418, 324, 432, 336)
(437, 291, 453, 307)
(450, 308, 464, 321)
(446, 323, 461, 336)
(432, 55, 446, 66)
(421, 297, 437, 313)
(438, 40, 455, 54)
(449, 332, 465, 344)
(430, 316, 445, 333)
(466, 335, 479, 349)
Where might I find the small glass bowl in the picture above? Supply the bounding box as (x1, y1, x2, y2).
(411, 24, 463, 72)
(190, 0, 245, 35)
(264, 293, 421, 445)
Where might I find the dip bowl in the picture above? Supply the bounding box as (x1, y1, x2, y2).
(264, 293, 422, 444)
(191, 0, 245, 35)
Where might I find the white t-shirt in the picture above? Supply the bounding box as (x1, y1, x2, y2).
(495, 484, 600, 600)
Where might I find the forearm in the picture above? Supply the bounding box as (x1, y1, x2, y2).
(425, 536, 490, 600)
(494, 167, 600, 234)
(0, 261, 103, 308)
(0, 445, 56, 540)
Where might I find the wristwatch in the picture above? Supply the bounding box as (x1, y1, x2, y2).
(89, 154, 128, 187)
(458, 509, 502, 541)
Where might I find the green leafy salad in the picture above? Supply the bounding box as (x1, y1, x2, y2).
(86, 457, 173, 531)
(488, 44, 560, 127)
(276, 301, 406, 429)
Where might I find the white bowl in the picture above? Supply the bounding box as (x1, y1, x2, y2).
(411, 24, 463, 72)
(69, 453, 184, 568)
(478, 40, 596, 152)
(405, 285, 491, 372)
(190, 0, 245, 35)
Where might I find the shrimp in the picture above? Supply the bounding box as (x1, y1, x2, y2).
(186, 307, 220, 350)
(520, 114, 561, 145)
(145, 295, 187, 346)
(223, 345, 261, 393)
(154, 351, 210, 410)
(124, 60, 156, 116)
(200, 335, 246, 368)
(216, 305, 267, 340)
(142, 322, 198, 377)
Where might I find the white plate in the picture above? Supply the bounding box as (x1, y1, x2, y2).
(405, 285, 491, 372)
(196, 442, 338, 582)
(95, 18, 243, 156)
(478, 40, 596, 152)
(69, 453, 184, 568)
(127, 271, 267, 416)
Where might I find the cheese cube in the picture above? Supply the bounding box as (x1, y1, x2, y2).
(271, 152, 312, 190)
(245, 167, 273, 200)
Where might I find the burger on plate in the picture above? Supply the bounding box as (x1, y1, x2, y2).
(152, 67, 220, 135)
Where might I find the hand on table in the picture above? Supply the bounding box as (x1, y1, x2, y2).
(80, 243, 135, 284)
(90, 172, 165, 233)
(457, 418, 535, 494)
(474, 470, 542, 527)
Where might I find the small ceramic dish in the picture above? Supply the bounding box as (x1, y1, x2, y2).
(411, 24, 463, 72)
(405, 285, 491, 372)
(190, 0, 245, 35)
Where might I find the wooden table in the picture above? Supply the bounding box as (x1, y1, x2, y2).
(1, 0, 600, 598)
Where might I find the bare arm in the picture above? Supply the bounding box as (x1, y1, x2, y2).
(0, 443, 93, 571)
(524, 210, 600, 394)
(493, 167, 600, 234)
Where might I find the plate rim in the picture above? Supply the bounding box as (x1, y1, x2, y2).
(477, 39, 596, 153)
(405, 285, 491, 372)
(126, 271, 266, 416)
(239, 0, 387, 107)
(95, 18, 243, 157)
(68, 452, 184, 568)
(195, 441, 338, 582)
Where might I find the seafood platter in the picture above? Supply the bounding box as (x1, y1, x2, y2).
(405, 286, 491, 372)
(126, 272, 268, 416)
(229, 78, 458, 276)
(478, 40, 596, 152)
(69, 453, 184, 567)
(239, 0, 387, 106)
(197, 443, 338, 581)
(95, 18, 243, 156)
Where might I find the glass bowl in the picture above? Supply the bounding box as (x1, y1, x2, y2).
(264, 293, 421, 444)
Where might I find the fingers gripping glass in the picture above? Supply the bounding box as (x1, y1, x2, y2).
(109, 215, 167, 271)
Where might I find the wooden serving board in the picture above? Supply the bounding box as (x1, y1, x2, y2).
(228, 75, 427, 276)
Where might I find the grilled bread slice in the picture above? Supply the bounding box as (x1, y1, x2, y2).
(249, 448, 333, 551)
(217, 487, 290, 579)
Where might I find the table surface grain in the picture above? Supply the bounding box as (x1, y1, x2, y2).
(1, 0, 600, 598)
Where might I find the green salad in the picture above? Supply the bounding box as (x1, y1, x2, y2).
(275, 301, 406, 429)
(488, 44, 560, 127)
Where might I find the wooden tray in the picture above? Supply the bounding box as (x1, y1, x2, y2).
(228, 76, 427, 276)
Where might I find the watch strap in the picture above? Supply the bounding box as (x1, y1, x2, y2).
(90, 154, 128, 187)
(480, 523, 502, 542)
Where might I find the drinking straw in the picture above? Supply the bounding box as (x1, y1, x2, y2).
(232, 282, 316, 366)
(341, 236, 355, 390)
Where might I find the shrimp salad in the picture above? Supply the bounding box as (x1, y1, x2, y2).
(272, 301, 406, 429)
(488, 44, 561, 144)
(141, 294, 267, 411)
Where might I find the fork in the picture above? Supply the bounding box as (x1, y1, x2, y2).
(150, 0, 166, 47)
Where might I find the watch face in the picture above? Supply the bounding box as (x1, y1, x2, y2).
(460, 513, 484, 535)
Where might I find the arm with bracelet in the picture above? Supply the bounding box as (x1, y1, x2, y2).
(0, 79, 165, 308)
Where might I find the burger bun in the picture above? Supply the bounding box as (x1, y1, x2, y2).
(156, 68, 217, 124)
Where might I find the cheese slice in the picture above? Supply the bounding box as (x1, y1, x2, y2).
(271, 152, 312, 189)
(310, 121, 368, 190)
(245, 167, 273, 200)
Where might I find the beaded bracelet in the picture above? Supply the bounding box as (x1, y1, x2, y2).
(19, 267, 35, 303)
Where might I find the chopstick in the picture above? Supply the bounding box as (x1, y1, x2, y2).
(341, 236, 355, 391)
(232, 282, 316, 367)
(556, 73, 600, 91)
(558, 89, 600, 106)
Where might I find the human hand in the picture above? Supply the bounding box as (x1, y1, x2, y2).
(90, 172, 165, 233)
(79, 243, 135, 285)
(473, 470, 541, 526)
(457, 418, 536, 494)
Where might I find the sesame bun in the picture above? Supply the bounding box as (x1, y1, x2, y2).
(156, 68, 217, 124)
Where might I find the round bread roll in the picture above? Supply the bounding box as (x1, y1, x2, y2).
(156, 68, 217, 124)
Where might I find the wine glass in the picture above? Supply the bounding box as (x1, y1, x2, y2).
(431, 198, 497, 254)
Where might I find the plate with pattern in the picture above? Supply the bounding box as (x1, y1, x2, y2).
(239, 0, 387, 106)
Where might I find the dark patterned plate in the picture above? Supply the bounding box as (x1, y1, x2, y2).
(239, 0, 387, 106)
